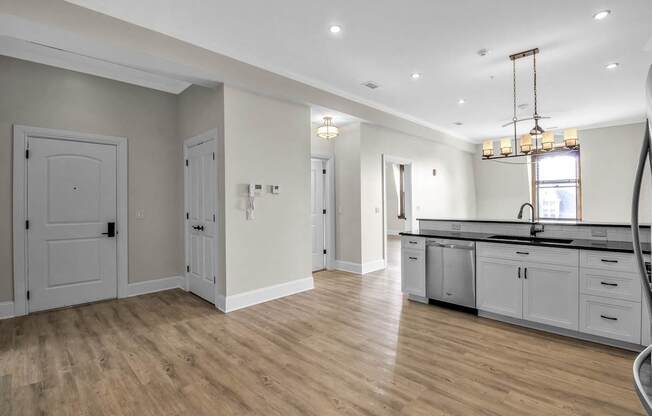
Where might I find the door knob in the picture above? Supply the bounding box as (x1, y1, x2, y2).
(101, 222, 116, 237)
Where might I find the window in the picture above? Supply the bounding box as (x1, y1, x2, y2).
(532, 152, 581, 221)
(398, 164, 406, 219)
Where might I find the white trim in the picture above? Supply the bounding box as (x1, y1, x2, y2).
(222, 277, 314, 313)
(125, 276, 185, 298)
(0, 301, 14, 320)
(183, 129, 219, 305)
(334, 260, 362, 274)
(361, 259, 387, 274)
(311, 154, 336, 270)
(215, 294, 226, 313)
(12, 125, 129, 316)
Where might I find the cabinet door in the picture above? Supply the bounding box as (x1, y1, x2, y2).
(401, 249, 426, 298)
(643, 294, 651, 346)
(522, 263, 579, 330)
(476, 258, 523, 318)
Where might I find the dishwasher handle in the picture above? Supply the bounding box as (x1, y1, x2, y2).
(427, 241, 474, 250)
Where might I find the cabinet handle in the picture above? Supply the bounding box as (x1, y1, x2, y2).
(408, 241, 418, 245)
(516, 251, 530, 255)
(408, 256, 418, 261)
(524, 267, 528, 279)
(600, 281, 618, 287)
(600, 314, 618, 321)
(517, 267, 521, 279)
(601, 259, 618, 263)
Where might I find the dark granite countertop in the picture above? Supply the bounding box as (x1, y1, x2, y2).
(399, 230, 652, 254)
(415, 218, 651, 228)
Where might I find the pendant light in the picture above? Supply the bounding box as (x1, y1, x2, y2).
(564, 128, 579, 149)
(520, 134, 533, 154)
(482, 140, 494, 158)
(316, 117, 339, 139)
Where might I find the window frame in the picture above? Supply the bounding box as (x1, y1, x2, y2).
(531, 152, 582, 221)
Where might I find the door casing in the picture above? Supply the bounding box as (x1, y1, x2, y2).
(311, 154, 335, 270)
(12, 125, 128, 316)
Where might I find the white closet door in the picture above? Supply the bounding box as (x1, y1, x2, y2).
(27, 137, 117, 312)
(311, 159, 325, 271)
(186, 139, 216, 303)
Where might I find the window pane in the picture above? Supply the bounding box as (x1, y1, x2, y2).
(537, 154, 577, 181)
(537, 184, 577, 219)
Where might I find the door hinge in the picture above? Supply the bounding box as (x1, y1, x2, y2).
(323, 209, 326, 214)
(213, 214, 216, 222)
(26, 290, 30, 300)
(186, 265, 190, 273)
(322, 169, 326, 174)
(213, 276, 216, 284)
(185, 159, 189, 167)
(25, 149, 30, 159)
(25, 220, 29, 230)
(212, 152, 215, 160)
(186, 212, 189, 220)
(323, 249, 327, 254)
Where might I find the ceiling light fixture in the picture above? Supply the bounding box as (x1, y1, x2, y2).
(329, 25, 341, 34)
(606, 62, 620, 70)
(411, 73, 421, 79)
(316, 117, 339, 139)
(593, 10, 611, 20)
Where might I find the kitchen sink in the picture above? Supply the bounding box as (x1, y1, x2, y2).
(487, 235, 574, 244)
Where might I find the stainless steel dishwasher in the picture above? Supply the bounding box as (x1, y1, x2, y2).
(426, 239, 476, 308)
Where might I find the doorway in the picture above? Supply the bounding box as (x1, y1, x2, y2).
(310, 156, 334, 272)
(13, 125, 128, 315)
(382, 155, 413, 273)
(184, 133, 217, 304)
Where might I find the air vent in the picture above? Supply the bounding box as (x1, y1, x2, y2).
(362, 81, 380, 90)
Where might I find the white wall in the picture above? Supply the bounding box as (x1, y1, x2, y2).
(385, 162, 407, 234)
(360, 123, 477, 265)
(473, 122, 650, 223)
(223, 86, 311, 296)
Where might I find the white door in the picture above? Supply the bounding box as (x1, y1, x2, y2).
(27, 137, 117, 312)
(476, 258, 523, 318)
(311, 159, 326, 271)
(522, 263, 579, 330)
(185, 139, 216, 303)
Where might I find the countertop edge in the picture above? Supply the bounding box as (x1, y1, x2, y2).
(415, 218, 651, 228)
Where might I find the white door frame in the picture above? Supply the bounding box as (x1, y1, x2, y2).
(12, 125, 128, 316)
(183, 129, 219, 303)
(381, 154, 414, 264)
(311, 153, 335, 270)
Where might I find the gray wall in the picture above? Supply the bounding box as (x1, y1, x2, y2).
(223, 86, 312, 296)
(0, 56, 183, 301)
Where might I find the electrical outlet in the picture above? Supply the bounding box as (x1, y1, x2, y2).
(451, 223, 462, 231)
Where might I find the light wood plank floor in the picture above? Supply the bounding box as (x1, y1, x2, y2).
(0, 268, 644, 415)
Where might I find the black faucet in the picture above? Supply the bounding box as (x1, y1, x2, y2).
(517, 202, 545, 237)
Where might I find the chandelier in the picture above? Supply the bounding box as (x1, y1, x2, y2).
(316, 117, 339, 139)
(482, 48, 579, 160)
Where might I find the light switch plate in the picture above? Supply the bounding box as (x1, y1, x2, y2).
(136, 210, 145, 219)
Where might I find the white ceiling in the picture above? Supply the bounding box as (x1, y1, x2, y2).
(64, 1, 652, 141)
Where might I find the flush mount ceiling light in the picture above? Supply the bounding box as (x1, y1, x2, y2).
(606, 62, 620, 70)
(593, 10, 611, 20)
(411, 72, 421, 79)
(329, 25, 341, 34)
(316, 116, 339, 139)
(482, 48, 580, 161)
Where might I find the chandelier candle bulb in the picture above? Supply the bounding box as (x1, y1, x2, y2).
(541, 131, 555, 151)
(564, 128, 579, 148)
(520, 134, 533, 154)
(482, 140, 494, 158)
(500, 137, 513, 156)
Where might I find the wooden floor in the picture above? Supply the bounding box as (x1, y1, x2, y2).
(0, 249, 645, 415)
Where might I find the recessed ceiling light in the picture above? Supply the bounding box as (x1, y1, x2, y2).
(329, 25, 341, 34)
(593, 10, 611, 20)
(477, 48, 489, 57)
(411, 73, 421, 80)
(458, 98, 466, 105)
(605, 62, 620, 70)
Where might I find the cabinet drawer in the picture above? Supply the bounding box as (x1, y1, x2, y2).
(579, 295, 641, 344)
(580, 268, 642, 302)
(580, 250, 636, 273)
(401, 236, 425, 251)
(477, 242, 578, 267)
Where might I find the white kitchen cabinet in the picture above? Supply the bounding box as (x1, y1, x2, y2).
(476, 257, 523, 319)
(401, 248, 426, 299)
(522, 263, 579, 330)
(579, 294, 641, 344)
(642, 295, 651, 346)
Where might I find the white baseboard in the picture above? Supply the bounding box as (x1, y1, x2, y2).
(0, 301, 14, 320)
(335, 259, 386, 275)
(223, 276, 314, 313)
(361, 259, 386, 274)
(125, 275, 185, 298)
(334, 260, 362, 274)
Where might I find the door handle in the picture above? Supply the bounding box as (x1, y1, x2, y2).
(101, 222, 115, 237)
(192, 225, 205, 231)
